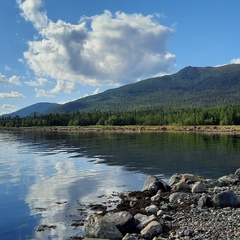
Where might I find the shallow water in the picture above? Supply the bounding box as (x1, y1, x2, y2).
(0, 131, 239, 239)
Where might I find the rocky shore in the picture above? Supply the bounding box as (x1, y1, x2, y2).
(1, 125, 240, 134)
(80, 168, 240, 240)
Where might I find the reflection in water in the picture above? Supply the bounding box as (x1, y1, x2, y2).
(0, 131, 240, 239)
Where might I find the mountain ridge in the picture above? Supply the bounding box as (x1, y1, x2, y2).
(2, 64, 240, 117)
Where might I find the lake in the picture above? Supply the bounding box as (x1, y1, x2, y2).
(0, 130, 240, 239)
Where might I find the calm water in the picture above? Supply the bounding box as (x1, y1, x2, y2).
(0, 130, 240, 239)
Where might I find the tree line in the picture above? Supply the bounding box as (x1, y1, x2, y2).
(1, 105, 240, 128)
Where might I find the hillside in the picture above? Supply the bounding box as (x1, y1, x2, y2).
(2, 102, 60, 118)
(50, 64, 240, 113)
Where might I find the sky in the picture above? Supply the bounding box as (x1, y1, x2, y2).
(0, 0, 240, 115)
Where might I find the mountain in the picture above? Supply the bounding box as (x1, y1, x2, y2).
(3, 64, 240, 118)
(1, 102, 60, 118)
(50, 64, 240, 113)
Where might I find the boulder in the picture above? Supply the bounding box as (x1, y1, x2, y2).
(134, 213, 156, 230)
(142, 175, 169, 194)
(213, 190, 239, 208)
(84, 214, 123, 240)
(104, 211, 137, 235)
(191, 181, 206, 193)
(140, 221, 162, 239)
(168, 173, 182, 186)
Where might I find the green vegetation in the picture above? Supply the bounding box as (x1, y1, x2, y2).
(1, 105, 240, 127)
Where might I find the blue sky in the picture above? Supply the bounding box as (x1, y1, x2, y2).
(1, 0, 240, 115)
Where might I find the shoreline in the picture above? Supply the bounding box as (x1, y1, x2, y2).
(0, 125, 239, 134)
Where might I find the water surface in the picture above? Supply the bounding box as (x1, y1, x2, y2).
(0, 131, 239, 239)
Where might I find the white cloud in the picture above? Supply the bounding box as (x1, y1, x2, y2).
(230, 58, 240, 64)
(9, 75, 21, 86)
(0, 91, 25, 99)
(0, 73, 21, 86)
(34, 79, 76, 97)
(25, 77, 50, 86)
(35, 88, 54, 98)
(0, 104, 18, 115)
(17, 0, 48, 29)
(18, 0, 176, 88)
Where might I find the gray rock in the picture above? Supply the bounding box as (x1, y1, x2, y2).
(84, 214, 123, 240)
(213, 190, 239, 208)
(218, 174, 240, 184)
(174, 181, 190, 191)
(198, 195, 213, 208)
(162, 214, 174, 221)
(142, 175, 169, 194)
(191, 181, 206, 193)
(140, 221, 162, 239)
(134, 213, 156, 230)
(151, 191, 161, 202)
(169, 192, 188, 203)
(145, 204, 159, 214)
(122, 233, 140, 240)
(168, 173, 182, 186)
(235, 168, 240, 177)
(105, 211, 137, 234)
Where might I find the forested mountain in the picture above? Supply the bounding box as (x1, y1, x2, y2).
(2, 102, 60, 117)
(3, 64, 240, 118)
(50, 64, 240, 113)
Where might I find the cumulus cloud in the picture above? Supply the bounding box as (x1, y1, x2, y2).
(25, 77, 50, 86)
(35, 80, 76, 97)
(0, 91, 25, 99)
(35, 88, 54, 98)
(0, 73, 21, 86)
(17, 0, 48, 29)
(18, 0, 176, 88)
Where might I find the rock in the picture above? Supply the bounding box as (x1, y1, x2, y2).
(84, 214, 123, 240)
(140, 221, 162, 239)
(198, 195, 213, 208)
(191, 181, 206, 193)
(235, 168, 240, 177)
(145, 204, 159, 214)
(84, 239, 110, 240)
(162, 214, 174, 221)
(156, 209, 165, 217)
(142, 175, 169, 194)
(206, 179, 225, 188)
(174, 181, 190, 191)
(105, 211, 137, 235)
(181, 173, 204, 183)
(213, 190, 239, 208)
(169, 192, 188, 203)
(151, 191, 161, 202)
(168, 173, 182, 186)
(218, 174, 240, 184)
(122, 233, 140, 240)
(134, 213, 156, 230)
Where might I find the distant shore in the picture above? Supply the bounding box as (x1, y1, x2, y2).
(0, 125, 239, 134)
